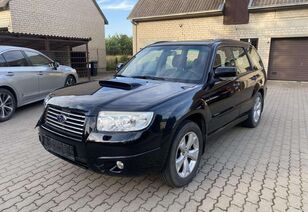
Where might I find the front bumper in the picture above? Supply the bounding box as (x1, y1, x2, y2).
(38, 126, 165, 175)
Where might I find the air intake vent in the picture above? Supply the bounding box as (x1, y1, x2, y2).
(99, 80, 141, 90)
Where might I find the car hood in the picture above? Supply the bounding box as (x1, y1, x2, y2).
(47, 77, 199, 115)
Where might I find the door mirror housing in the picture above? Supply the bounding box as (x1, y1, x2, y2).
(214, 67, 237, 79)
(51, 61, 60, 70)
(116, 63, 125, 72)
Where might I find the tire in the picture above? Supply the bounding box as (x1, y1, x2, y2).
(243, 92, 263, 128)
(65, 75, 76, 87)
(0, 88, 16, 122)
(162, 121, 203, 187)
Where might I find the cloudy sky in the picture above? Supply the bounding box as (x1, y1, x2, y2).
(97, 0, 138, 37)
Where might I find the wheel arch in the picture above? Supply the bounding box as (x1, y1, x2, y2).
(172, 111, 208, 154)
(0, 85, 18, 106)
(67, 74, 76, 81)
(65, 74, 77, 86)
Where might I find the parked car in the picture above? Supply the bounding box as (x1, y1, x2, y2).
(37, 40, 267, 187)
(0, 46, 78, 122)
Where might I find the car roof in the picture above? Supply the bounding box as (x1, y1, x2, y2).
(0, 45, 38, 53)
(149, 39, 250, 47)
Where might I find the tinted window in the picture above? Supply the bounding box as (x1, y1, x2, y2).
(3, 51, 28, 67)
(247, 46, 264, 71)
(214, 47, 235, 69)
(0, 55, 7, 67)
(24, 51, 51, 66)
(231, 47, 251, 74)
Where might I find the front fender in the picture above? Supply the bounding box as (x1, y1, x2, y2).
(156, 90, 210, 168)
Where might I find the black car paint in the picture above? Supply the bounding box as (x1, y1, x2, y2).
(38, 40, 267, 175)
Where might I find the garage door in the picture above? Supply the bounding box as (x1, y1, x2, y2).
(269, 38, 308, 81)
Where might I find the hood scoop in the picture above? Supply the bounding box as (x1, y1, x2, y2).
(99, 80, 142, 90)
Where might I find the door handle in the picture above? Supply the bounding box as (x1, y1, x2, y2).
(6, 72, 14, 76)
(38, 71, 44, 76)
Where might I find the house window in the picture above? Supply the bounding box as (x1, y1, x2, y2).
(240, 38, 259, 49)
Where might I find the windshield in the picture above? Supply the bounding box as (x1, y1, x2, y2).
(118, 45, 211, 83)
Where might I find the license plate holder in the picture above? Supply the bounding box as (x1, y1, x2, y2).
(43, 137, 75, 161)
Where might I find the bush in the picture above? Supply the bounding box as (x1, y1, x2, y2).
(106, 34, 133, 56)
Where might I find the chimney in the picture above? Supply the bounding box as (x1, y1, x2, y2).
(223, 0, 250, 25)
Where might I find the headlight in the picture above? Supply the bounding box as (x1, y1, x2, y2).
(44, 94, 53, 107)
(97, 111, 154, 132)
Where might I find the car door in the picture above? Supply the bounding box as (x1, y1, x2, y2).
(241, 46, 266, 113)
(230, 46, 257, 114)
(23, 50, 65, 98)
(2, 50, 40, 104)
(205, 47, 241, 133)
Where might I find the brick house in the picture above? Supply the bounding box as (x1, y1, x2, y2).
(129, 0, 308, 81)
(0, 0, 108, 76)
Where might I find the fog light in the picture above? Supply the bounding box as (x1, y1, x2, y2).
(116, 161, 124, 170)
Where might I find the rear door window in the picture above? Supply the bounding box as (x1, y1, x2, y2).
(231, 47, 251, 74)
(2, 51, 28, 67)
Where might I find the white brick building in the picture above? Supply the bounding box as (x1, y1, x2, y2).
(129, 0, 308, 81)
(0, 0, 108, 75)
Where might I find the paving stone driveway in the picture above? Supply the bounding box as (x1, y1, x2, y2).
(1, 81, 308, 212)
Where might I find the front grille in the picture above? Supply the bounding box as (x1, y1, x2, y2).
(44, 105, 86, 141)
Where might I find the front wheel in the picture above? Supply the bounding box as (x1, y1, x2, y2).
(162, 121, 203, 187)
(0, 89, 16, 122)
(243, 92, 263, 128)
(65, 75, 76, 87)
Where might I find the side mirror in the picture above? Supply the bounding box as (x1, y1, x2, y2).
(116, 63, 125, 72)
(214, 67, 237, 79)
(52, 61, 60, 70)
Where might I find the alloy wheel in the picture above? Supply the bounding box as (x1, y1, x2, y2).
(253, 96, 262, 123)
(0, 92, 14, 119)
(175, 132, 200, 178)
(66, 77, 75, 87)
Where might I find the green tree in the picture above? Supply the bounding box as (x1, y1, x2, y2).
(106, 34, 133, 55)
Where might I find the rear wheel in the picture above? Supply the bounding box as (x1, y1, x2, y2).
(162, 121, 203, 187)
(243, 92, 263, 128)
(65, 75, 76, 87)
(0, 89, 16, 122)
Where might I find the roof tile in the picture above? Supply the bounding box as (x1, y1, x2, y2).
(251, 0, 308, 7)
(128, 0, 224, 19)
(129, 0, 308, 20)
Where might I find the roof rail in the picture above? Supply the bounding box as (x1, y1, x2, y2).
(151, 41, 169, 45)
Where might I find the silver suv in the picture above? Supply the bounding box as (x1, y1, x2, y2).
(0, 46, 79, 122)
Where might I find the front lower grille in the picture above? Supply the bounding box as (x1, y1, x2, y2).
(44, 105, 86, 141)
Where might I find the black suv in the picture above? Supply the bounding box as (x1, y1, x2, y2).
(38, 40, 267, 187)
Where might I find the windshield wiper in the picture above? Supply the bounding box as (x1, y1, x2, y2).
(130, 76, 166, 81)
